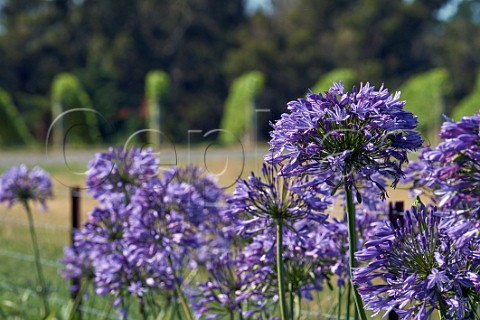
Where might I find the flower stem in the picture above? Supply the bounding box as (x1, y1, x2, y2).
(337, 285, 342, 320)
(289, 283, 294, 319)
(276, 219, 289, 320)
(22, 200, 50, 316)
(167, 256, 193, 320)
(346, 282, 351, 320)
(67, 279, 88, 320)
(297, 296, 302, 320)
(435, 288, 448, 319)
(344, 182, 367, 320)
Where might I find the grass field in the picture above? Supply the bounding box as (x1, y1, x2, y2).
(0, 146, 421, 319)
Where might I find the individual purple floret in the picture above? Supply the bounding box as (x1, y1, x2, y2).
(0, 164, 53, 210)
(266, 82, 423, 198)
(226, 163, 330, 237)
(353, 202, 480, 319)
(86, 146, 159, 202)
(404, 114, 480, 217)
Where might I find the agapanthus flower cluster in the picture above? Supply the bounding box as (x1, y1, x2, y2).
(405, 114, 480, 217)
(191, 250, 275, 319)
(61, 147, 230, 316)
(0, 164, 53, 210)
(70, 199, 141, 304)
(226, 163, 330, 237)
(267, 82, 423, 197)
(86, 146, 159, 202)
(124, 176, 204, 293)
(241, 221, 337, 299)
(353, 203, 480, 319)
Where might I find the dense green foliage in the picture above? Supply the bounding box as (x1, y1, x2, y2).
(219, 71, 265, 145)
(400, 68, 452, 141)
(145, 70, 170, 145)
(50, 73, 100, 145)
(0, 89, 34, 146)
(452, 71, 480, 121)
(0, 0, 479, 144)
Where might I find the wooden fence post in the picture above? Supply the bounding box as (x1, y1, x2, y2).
(388, 201, 404, 320)
(70, 186, 82, 318)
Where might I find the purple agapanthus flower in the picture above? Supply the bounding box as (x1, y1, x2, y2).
(226, 163, 330, 237)
(316, 195, 389, 288)
(404, 114, 480, 217)
(60, 196, 147, 308)
(234, 225, 321, 305)
(86, 146, 160, 202)
(191, 250, 275, 320)
(266, 82, 423, 198)
(0, 164, 53, 210)
(353, 202, 480, 319)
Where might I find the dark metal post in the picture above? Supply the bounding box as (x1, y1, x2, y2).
(70, 187, 82, 318)
(388, 201, 404, 320)
(388, 201, 404, 229)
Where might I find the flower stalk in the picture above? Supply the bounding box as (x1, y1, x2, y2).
(337, 285, 342, 320)
(344, 182, 367, 320)
(22, 200, 50, 316)
(168, 256, 193, 320)
(276, 219, 289, 320)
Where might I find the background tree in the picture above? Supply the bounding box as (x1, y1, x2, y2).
(1, 0, 480, 145)
(0, 88, 35, 146)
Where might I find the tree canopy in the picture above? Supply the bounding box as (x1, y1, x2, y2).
(0, 0, 479, 145)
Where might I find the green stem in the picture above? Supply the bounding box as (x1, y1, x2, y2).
(67, 279, 88, 320)
(276, 219, 289, 320)
(337, 286, 342, 320)
(239, 303, 244, 320)
(140, 297, 147, 320)
(344, 182, 368, 320)
(167, 256, 193, 320)
(435, 288, 448, 319)
(346, 282, 351, 320)
(23, 201, 50, 316)
(297, 296, 302, 320)
(289, 283, 294, 320)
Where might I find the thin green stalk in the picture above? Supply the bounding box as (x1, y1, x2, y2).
(337, 286, 342, 320)
(22, 201, 50, 316)
(276, 219, 289, 320)
(289, 283, 294, 320)
(435, 288, 448, 319)
(167, 256, 193, 320)
(343, 182, 367, 320)
(67, 279, 88, 320)
(297, 296, 302, 320)
(346, 282, 351, 320)
(140, 297, 147, 320)
(239, 303, 244, 320)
